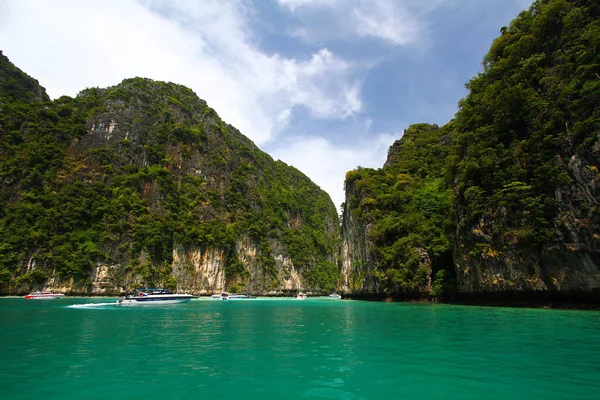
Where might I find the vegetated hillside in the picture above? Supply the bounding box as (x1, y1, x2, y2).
(341, 0, 600, 303)
(0, 51, 340, 295)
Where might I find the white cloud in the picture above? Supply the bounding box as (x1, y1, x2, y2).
(353, 1, 420, 45)
(268, 133, 398, 209)
(279, 49, 362, 119)
(277, 0, 434, 46)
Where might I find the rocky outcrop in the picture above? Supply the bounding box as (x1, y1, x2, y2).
(168, 236, 305, 296)
(450, 0, 600, 300)
(172, 245, 226, 294)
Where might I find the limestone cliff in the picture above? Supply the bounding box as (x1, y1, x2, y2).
(0, 54, 340, 296)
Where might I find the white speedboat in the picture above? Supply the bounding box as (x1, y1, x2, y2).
(213, 292, 255, 300)
(328, 293, 342, 299)
(117, 288, 193, 305)
(24, 291, 64, 300)
(296, 292, 306, 300)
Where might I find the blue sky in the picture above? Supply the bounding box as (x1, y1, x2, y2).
(0, 0, 533, 209)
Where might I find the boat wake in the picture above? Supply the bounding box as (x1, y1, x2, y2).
(67, 302, 118, 308)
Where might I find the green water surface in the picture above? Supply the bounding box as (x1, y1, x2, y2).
(1, 297, 599, 399)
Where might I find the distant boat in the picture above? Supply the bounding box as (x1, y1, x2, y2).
(212, 292, 255, 300)
(296, 293, 307, 300)
(328, 293, 342, 299)
(24, 291, 64, 300)
(117, 288, 193, 305)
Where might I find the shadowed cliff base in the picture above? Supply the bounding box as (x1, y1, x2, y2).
(344, 290, 600, 310)
(447, 290, 600, 310)
(344, 292, 428, 302)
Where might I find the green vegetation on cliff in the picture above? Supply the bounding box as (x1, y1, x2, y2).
(0, 53, 340, 294)
(453, 0, 599, 247)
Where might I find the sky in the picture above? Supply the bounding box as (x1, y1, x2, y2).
(0, 0, 533, 210)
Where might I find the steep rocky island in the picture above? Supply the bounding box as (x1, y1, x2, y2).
(340, 0, 600, 306)
(0, 51, 340, 295)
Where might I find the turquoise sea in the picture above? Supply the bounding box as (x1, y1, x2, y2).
(2, 297, 600, 400)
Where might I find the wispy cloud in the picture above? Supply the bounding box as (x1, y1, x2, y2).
(277, 0, 440, 46)
(278, 0, 340, 11)
(353, 2, 419, 45)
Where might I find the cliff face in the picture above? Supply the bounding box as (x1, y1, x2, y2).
(168, 235, 304, 295)
(0, 55, 340, 295)
(454, 134, 600, 294)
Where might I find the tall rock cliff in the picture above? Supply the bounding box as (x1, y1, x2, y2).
(452, 0, 600, 297)
(341, 0, 600, 302)
(0, 53, 340, 295)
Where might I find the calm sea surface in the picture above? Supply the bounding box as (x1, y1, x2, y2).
(2, 297, 600, 400)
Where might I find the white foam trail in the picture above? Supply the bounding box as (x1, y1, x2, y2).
(67, 302, 118, 308)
